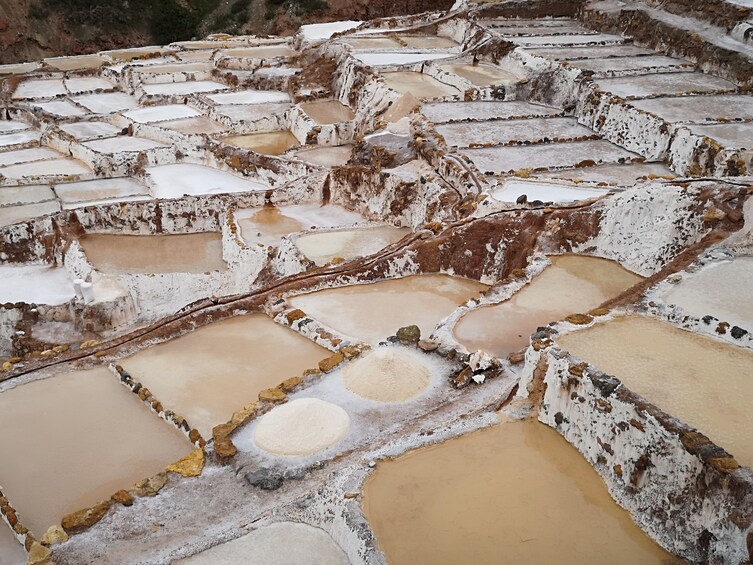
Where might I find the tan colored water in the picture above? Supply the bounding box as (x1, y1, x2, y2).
(122, 315, 330, 438)
(381, 72, 460, 99)
(299, 100, 355, 124)
(289, 274, 487, 344)
(558, 316, 753, 468)
(79, 232, 226, 274)
(397, 35, 459, 48)
(440, 63, 521, 86)
(0, 368, 192, 537)
(0, 522, 25, 565)
(239, 206, 305, 246)
(362, 418, 675, 565)
(454, 255, 642, 358)
(220, 131, 300, 155)
(295, 225, 410, 266)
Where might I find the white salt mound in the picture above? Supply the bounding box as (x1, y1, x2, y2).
(343, 347, 431, 402)
(253, 398, 350, 457)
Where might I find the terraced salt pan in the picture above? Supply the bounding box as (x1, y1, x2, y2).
(0, 367, 193, 537)
(220, 131, 299, 155)
(508, 33, 624, 46)
(439, 63, 520, 86)
(492, 23, 592, 35)
(525, 44, 654, 59)
(64, 77, 114, 94)
(0, 264, 75, 305)
(300, 20, 362, 40)
(299, 100, 355, 124)
(558, 316, 753, 468)
(0, 129, 40, 147)
(0, 520, 26, 564)
(362, 418, 672, 565)
(662, 258, 753, 329)
(60, 121, 122, 140)
(213, 102, 291, 122)
(343, 347, 431, 402)
(462, 140, 638, 173)
(293, 144, 352, 166)
(295, 225, 410, 266)
(422, 100, 561, 123)
(537, 162, 674, 185)
(630, 94, 753, 123)
(343, 37, 402, 49)
(0, 184, 55, 206)
(147, 163, 267, 198)
(0, 158, 91, 179)
(83, 136, 169, 153)
(491, 179, 609, 203)
(222, 46, 293, 58)
(0, 147, 60, 166)
(595, 72, 737, 99)
(122, 315, 330, 438)
(254, 398, 350, 456)
(382, 72, 460, 99)
(0, 201, 60, 227)
(436, 117, 595, 147)
(236, 203, 362, 246)
(207, 89, 290, 105)
(179, 522, 348, 564)
(79, 232, 226, 274)
(72, 92, 139, 114)
(123, 104, 202, 124)
(289, 274, 487, 344)
(0, 121, 31, 134)
(159, 116, 226, 135)
(12, 79, 66, 99)
(356, 52, 454, 66)
(32, 100, 86, 117)
(142, 81, 228, 96)
(54, 177, 148, 204)
(569, 55, 693, 75)
(44, 53, 106, 71)
(686, 122, 753, 148)
(454, 255, 641, 358)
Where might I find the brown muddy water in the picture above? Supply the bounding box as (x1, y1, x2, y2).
(0, 368, 193, 537)
(557, 315, 753, 468)
(79, 232, 226, 274)
(220, 131, 300, 155)
(299, 100, 355, 125)
(362, 418, 676, 565)
(454, 255, 642, 358)
(121, 314, 330, 438)
(289, 274, 488, 344)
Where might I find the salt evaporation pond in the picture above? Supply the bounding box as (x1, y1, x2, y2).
(79, 232, 226, 274)
(289, 274, 487, 344)
(0, 521, 26, 565)
(440, 63, 521, 86)
(662, 257, 753, 330)
(295, 225, 410, 266)
(220, 131, 299, 155)
(454, 255, 642, 358)
(490, 179, 609, 203)
(557, 315, 753, 468)
(299, 100, 355, 124)
(253, 398, 350, 456)
(0, 367, 193, 537)
(381, 72, 460, 99)
(179, 522, 348, 564)
(146, 163, 267, 198)
(0, 264, 75, 305)
(236, 203, 362, 247)
(122, 315, 330, 438)
(362, 418, 672, 565)
(293, 144, 352, 167)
